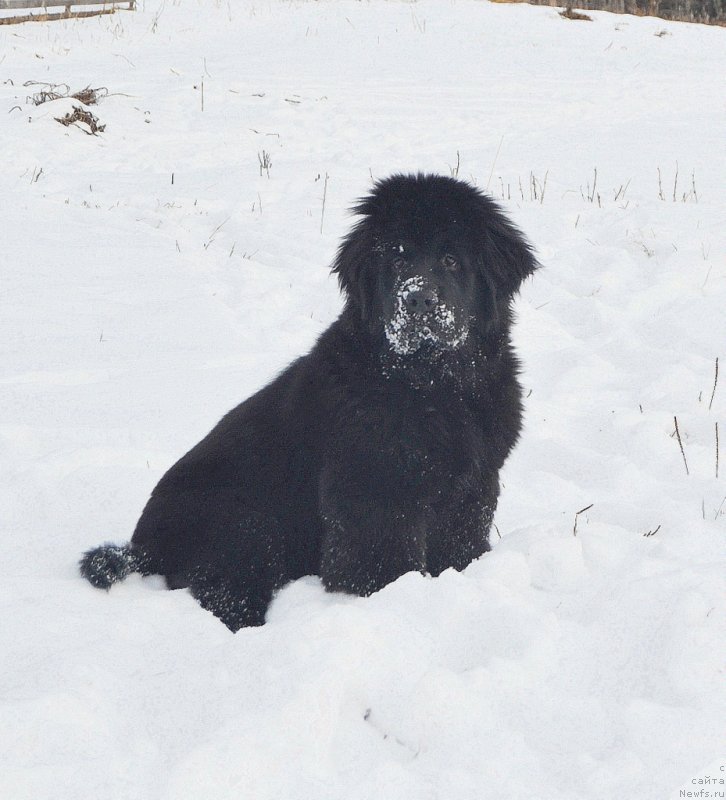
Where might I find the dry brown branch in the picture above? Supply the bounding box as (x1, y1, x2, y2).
(71, 86, 108, 105)
(55, 105, 105, 135)
(560, 6, 592, 19)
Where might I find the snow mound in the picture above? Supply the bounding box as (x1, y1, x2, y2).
(1, 1, 724, 798)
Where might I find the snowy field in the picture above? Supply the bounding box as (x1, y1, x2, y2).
(2, 1, 725, 798)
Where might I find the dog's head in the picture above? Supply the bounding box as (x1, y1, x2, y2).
(333, 173, 538, 356)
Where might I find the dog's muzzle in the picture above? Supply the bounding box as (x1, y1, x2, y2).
(384, 277, 469, 356)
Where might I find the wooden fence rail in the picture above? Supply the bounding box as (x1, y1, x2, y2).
(507, 0, 725, 24)
(0, 0, 135, 26)
(0, 0, 133, 7)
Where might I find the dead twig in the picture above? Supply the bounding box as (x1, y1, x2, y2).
(258, 149, 272, 178)
(320, 172, 329, 234)
(25, 82, 108, 107)
(673, 415, 689, 476)
(71, 86, 108, 105)
(55, 106, 105, 135)
(203, 217, 230, 251)
(573, 503, 593, 536)
(449, 150, 460, 179)
(560, 7, 592, 21)
(708, 357, 719, 411)
(716, 421, 720, 480)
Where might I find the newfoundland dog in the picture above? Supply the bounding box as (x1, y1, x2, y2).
(80, 173, 538, 630)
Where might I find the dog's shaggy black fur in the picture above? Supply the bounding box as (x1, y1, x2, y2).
(80, 173, 538, 630)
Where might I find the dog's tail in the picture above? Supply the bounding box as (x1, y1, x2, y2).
(79, 543, 149, 590)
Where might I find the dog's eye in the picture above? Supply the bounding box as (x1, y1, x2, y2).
(442, 254, 459, 270)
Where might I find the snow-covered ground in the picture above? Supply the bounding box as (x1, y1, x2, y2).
(1, 1, 725, 798)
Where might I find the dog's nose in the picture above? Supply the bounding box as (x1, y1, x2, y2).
(403, 288, 438, 314)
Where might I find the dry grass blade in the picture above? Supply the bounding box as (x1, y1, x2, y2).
(25, 81, 70, 106)
(573, 503, 593, 536)
(716, 421, 720, 480)
(708, 356, 719, 411)
(26, 82, 108, 107)
(673, 415, 689, 475)
(71, 86, 108, 106)
(33, 89, 64, 104)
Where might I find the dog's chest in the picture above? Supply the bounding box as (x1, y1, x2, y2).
(382, 391, 485, 479)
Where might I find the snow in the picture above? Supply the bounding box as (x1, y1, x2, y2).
(1, 1, 725, 798)
(384, 274, 470, 355)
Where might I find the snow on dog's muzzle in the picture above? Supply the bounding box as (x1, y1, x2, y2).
(384, 276, 469, 356)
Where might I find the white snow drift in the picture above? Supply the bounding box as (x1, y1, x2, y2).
(1, 2, 724, 799)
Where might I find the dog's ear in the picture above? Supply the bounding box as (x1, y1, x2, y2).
(331, 217, 375, 320)
(476, 268, 500, 336)
(476, 198, 539, 298)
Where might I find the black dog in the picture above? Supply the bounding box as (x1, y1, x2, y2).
(80, 173, 538, 630)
